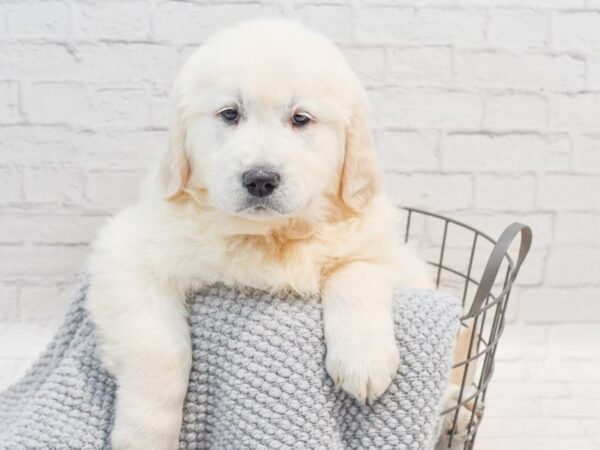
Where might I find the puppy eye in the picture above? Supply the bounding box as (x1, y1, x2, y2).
(292, 112, 312, 127)
(219, 108, 239, 124)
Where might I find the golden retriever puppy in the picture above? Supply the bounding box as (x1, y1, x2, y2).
(87, 18, 432, 449)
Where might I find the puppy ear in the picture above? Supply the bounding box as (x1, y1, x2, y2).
(339, 102, 381, 213)
(160, 104, 191, 200)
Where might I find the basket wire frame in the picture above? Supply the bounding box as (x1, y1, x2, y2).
(401, 207, 532, 450)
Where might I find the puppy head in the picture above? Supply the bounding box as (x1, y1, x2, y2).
(160, 18, 381, 221)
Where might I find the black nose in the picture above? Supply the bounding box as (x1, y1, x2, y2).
(242, 169, 281, 197)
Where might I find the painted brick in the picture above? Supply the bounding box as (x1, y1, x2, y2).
(539, 175, 600, 210)
(455, 52, 585, 91)
(546, 246, 600, 286)
(555, 11, 600, 50)
(0, 323, 58, 359)
(0, 9, 6, 36)
(550, 94, 600, 132)
(76, 129, 167, 170)
(588, 55, 600, 89)
(489, 9, 549, 49)
(74, 1, 150, 41)
(148, 82, 171, 129)
(457, 0, 585, 6)
(4, 2, 69, 38)
(72, 44, 180, 83)
(343, 47, 386, 89)
(494, 324, 547, 361)
(0, 246, 88, 278)
(154, 3, 272, 43)
(513, 247, 547, 285)
(575, 385, 600, 400)
(521, 288, 600, 322)
(0, 43, 78, 79)
(19, 284, 76, 322)
(23, 167, 86, 205)
(376, 0, 584, 6)
(386, 47, 453, 86)
(0, 167, 22, 204)
(88, 86, 150, 128)
(356, 7, 486, 45)
(26, 82, 88, 125)
(479, 396, 541, 419)
(554, 213, 600, 246)
(443, 133, 570, 172)
(541, 397, 600, 417)
(384, 173, 473, 210)
(582, 419, 600, 436)
(473, 436, 598, 450)
(0, 214, 106, 245)
(473, 174, 536, 211)
(27, 82, 149, 128)
(486, 380, 571, 399)
(444, 212, 554, 249)
(0, 80, 19, 123)
(574, 135, 600, 173)
(369, 90, 483, 129)
(479, 418, 585, 438)
(484, 94, 548, 131)
(0, 126, 87, 165)
(0, 126, 166, 169)
(529, 361, 600, 382)
(489, 360, 529, 382)
(0, 359, 37, 391)
(377, 130, 439, 170)
(85, 170, 145, 213)
(292, 5, 355, 44)
(0, 285, 18, 321)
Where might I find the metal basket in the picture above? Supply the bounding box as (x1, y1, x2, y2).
(401, 207, 532, 450)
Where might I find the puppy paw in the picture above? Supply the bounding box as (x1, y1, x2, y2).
(325, 329, 400, 403)
(440, 384, 483, 440)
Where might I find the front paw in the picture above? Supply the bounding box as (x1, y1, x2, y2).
(440, 384, 483, 440)
(325, 330, 400, 403)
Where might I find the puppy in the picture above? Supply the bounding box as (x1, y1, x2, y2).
(87, 19, 432, 449)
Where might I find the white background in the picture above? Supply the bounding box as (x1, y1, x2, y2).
(1, 1, 599, 448)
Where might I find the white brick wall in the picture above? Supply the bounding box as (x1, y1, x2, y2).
(1, 1, 599, 447)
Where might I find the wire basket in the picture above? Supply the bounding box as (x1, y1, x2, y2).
(400, 207, 532, 450)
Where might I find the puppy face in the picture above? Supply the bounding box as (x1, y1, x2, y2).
(185, 55, 344, 218)
(162, 19, 381, 221)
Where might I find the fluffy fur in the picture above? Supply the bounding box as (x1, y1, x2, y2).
(87, 19, 433, 450)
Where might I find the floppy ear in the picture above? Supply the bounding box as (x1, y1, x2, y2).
(339, 102, 382, 213)
(160, 103, 191, 200)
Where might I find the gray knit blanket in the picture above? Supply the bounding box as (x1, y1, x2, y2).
(0, 284, 460, 450)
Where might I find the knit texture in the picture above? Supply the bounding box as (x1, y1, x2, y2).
(0, 284, 460, 450)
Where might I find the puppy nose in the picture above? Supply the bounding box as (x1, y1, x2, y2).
(242, 169, 280, 197)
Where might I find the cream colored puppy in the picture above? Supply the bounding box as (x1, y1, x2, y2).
(87, 19, 432, 449)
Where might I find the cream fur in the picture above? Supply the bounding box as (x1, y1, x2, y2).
(87, 19, 433, 450)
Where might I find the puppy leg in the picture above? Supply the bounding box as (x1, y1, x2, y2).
(88, 282, 191, 450)
(322, 261, 399, 403)
(440, 322, 482, 440)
